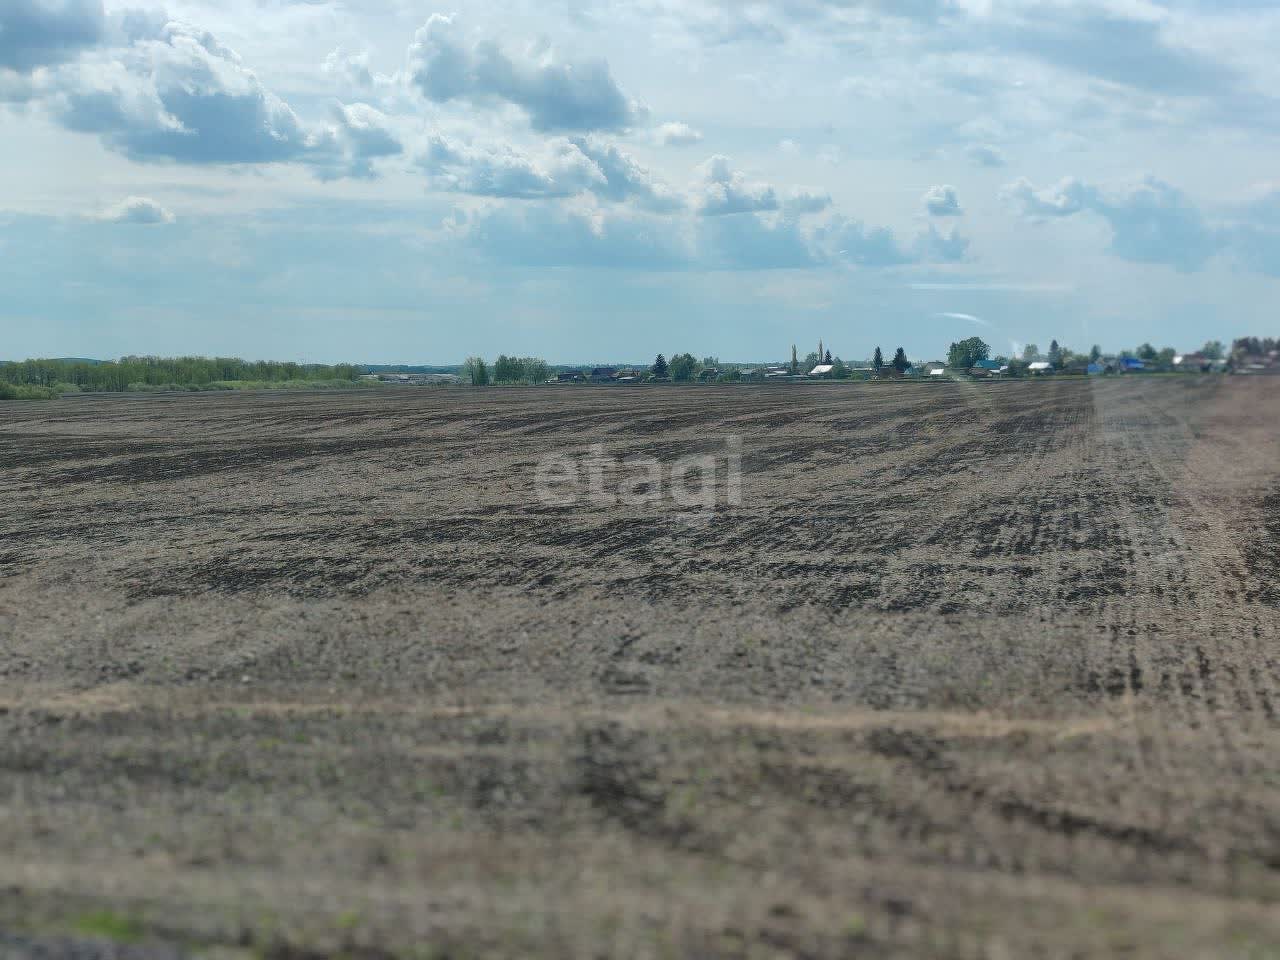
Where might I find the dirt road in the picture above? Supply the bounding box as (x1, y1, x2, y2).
(1, 378, 1278, 958)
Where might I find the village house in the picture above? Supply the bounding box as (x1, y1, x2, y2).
(969, 359, 1005, 377)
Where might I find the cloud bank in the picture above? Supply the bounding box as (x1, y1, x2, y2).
(1004, 175, 1222, 272)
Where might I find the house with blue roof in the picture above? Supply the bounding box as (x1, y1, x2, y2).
(969, 359, 1006, 377)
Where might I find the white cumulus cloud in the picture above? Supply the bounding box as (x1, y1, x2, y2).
(95, 196, 174, 224)
(923, 184, 963, 217)
(695, 155, 778, 216)
(407, 14, 641, 132)
(417, 133, 604, 199)
(655, 121, 703, 146)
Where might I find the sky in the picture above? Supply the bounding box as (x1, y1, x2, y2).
(3, 0, 1280, 364)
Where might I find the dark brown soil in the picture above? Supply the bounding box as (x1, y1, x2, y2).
(1, 379, 1278, 958)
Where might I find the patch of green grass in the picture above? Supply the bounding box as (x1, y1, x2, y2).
(73, 909, 145, 943)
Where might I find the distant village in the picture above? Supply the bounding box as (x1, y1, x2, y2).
(359, 336, 1280, 387)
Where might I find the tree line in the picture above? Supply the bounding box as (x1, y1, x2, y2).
(1230, 337, 1277, 362)
(461, 356, 554, 385)
(0, 356, 362, 392)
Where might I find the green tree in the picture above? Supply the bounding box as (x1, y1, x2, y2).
(1136, 342, 1158, 361)
(1022, 343, 1040, 362)
(521, 358, 551, 383)
(892, 347, 909, 373)
(1202, 340, 1225, 361)
(669, 353, 699, 382)
(790, 344, 798, 375)
(651, 354, 669, 378)
(947, 337, 990, 369)
(463, 356, 489, 386)
(1089, 344, 1102, 362)
(872, 347, 883, 372)
(0, 355, 361, 392)
(492, 355, 523, 383)
(802, 351, 820, 372)
(823, 349, 832, 364)
(1048, 339, 1062, 369)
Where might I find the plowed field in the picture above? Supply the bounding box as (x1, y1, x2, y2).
(1, 378, 1278, 958)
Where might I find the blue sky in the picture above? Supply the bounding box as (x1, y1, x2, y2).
(3, 0, 1279, 363)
